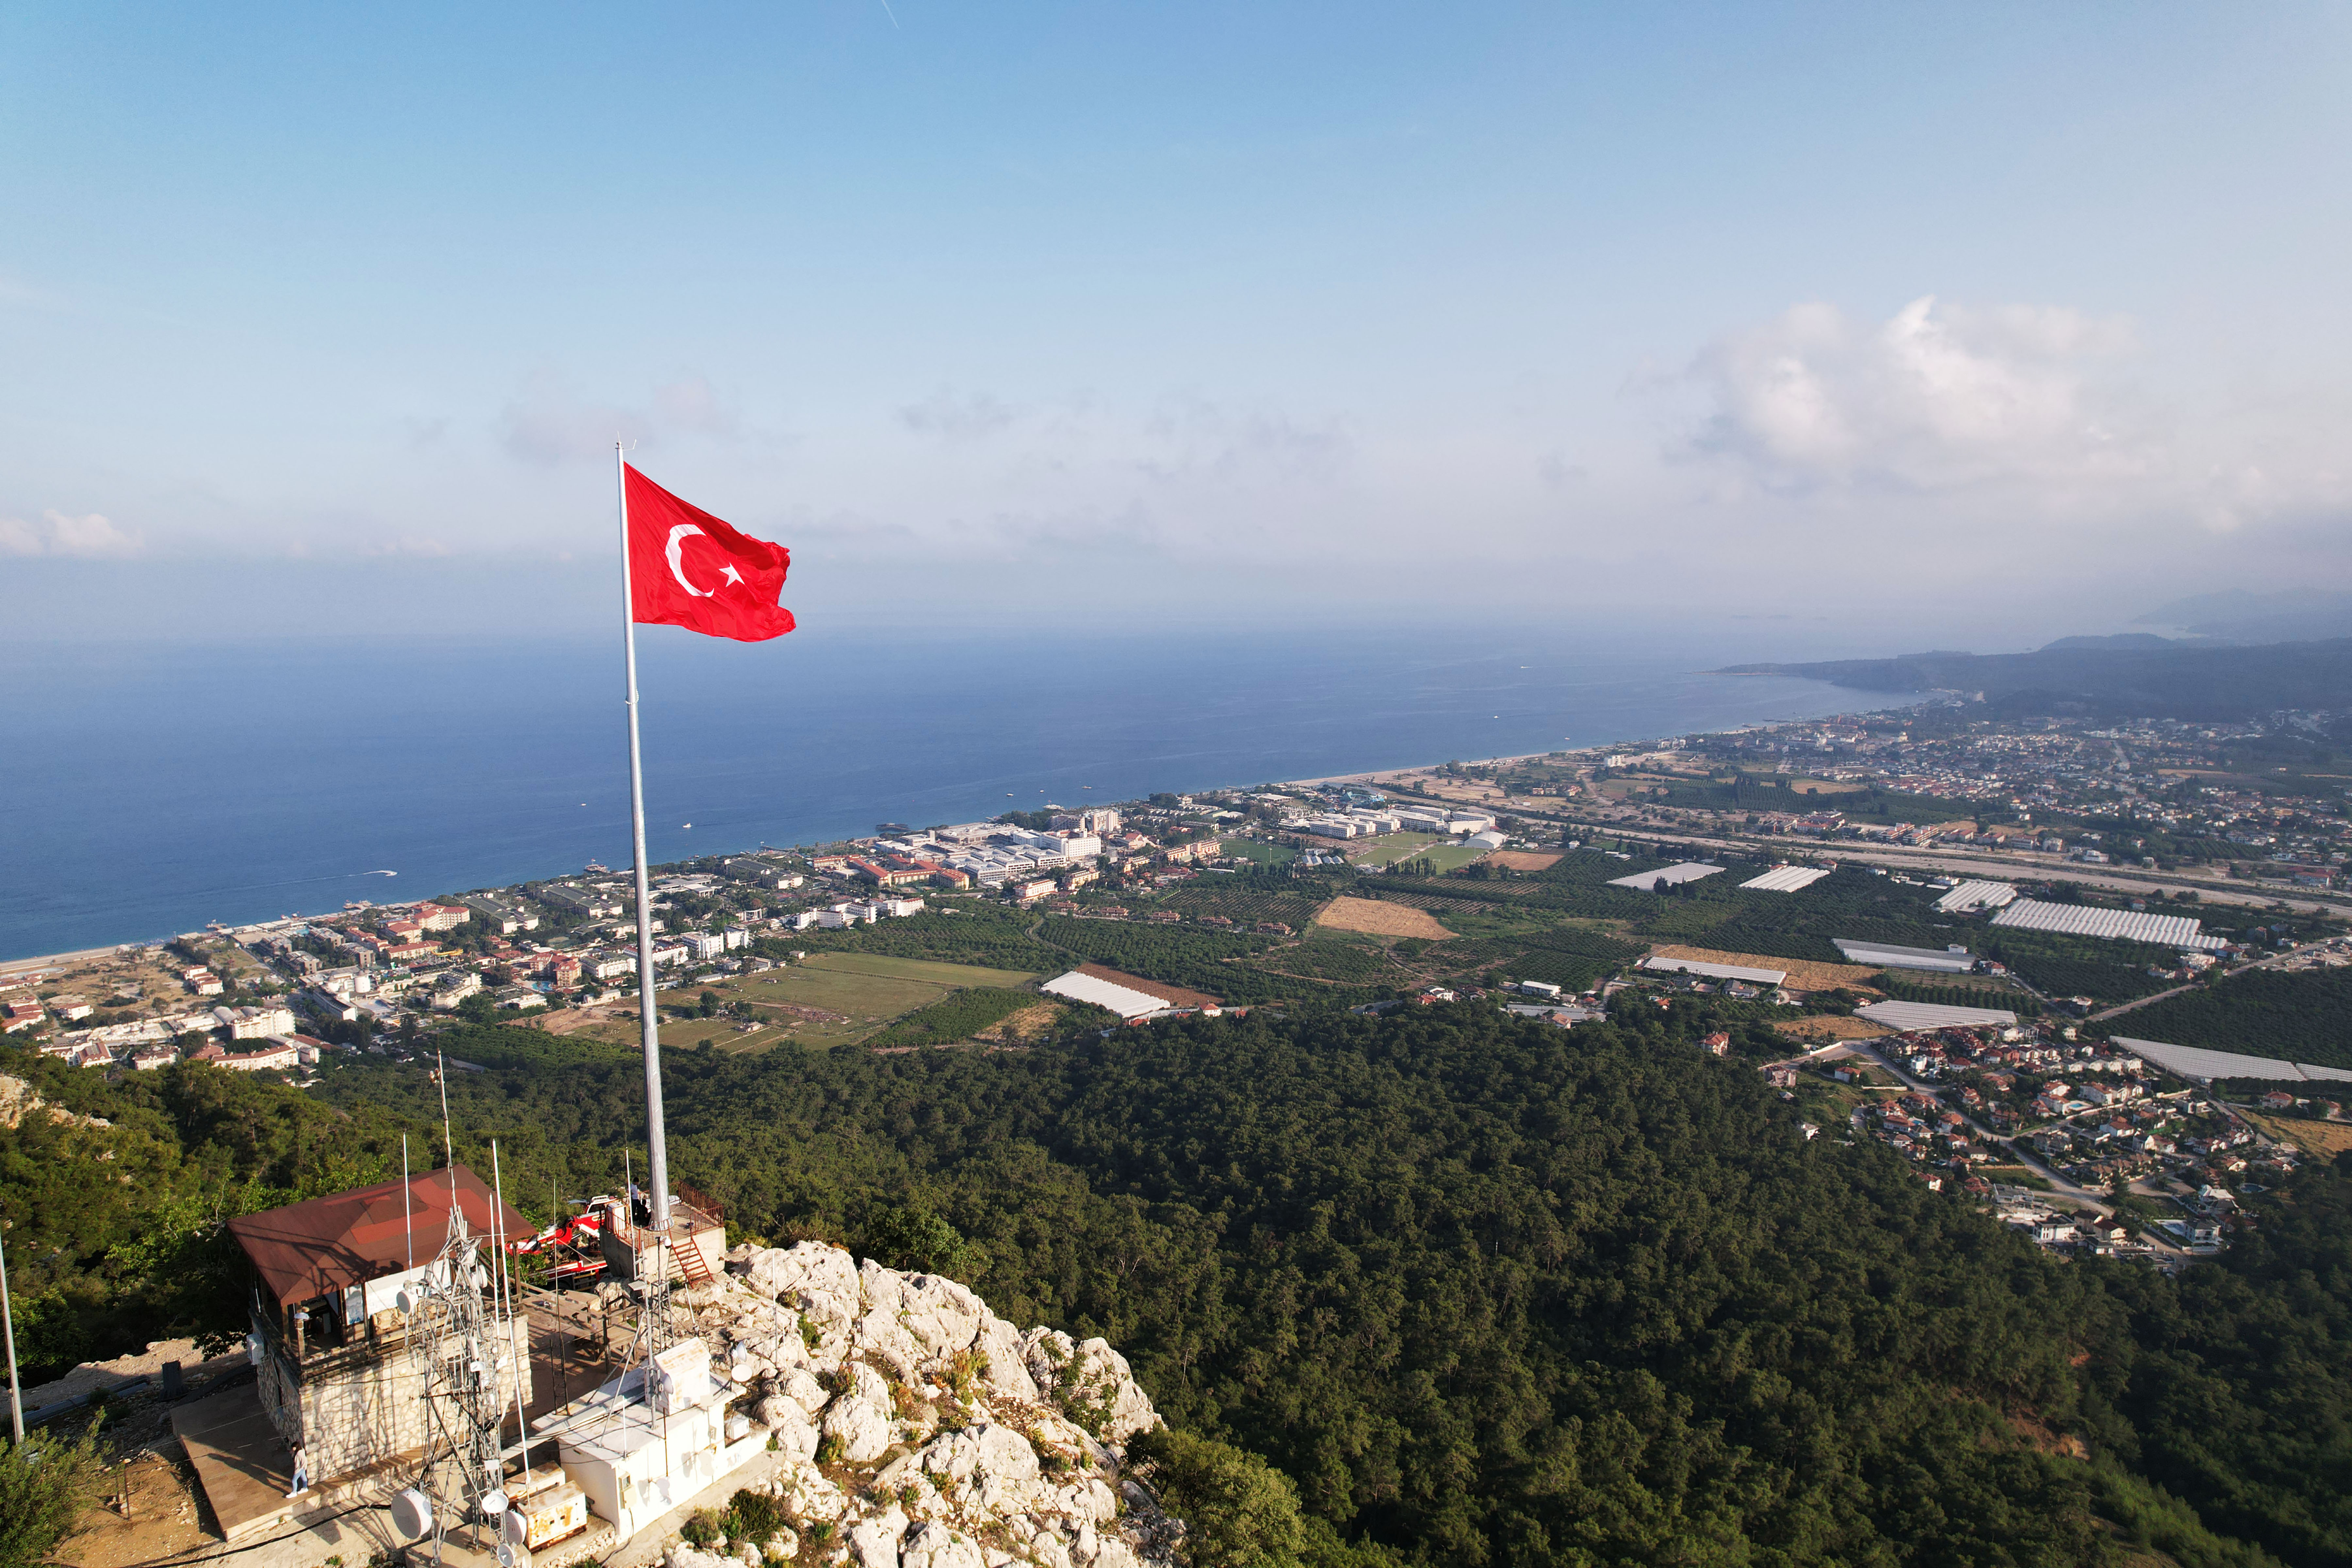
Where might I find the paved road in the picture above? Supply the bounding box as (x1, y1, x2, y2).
(1378, 774, 2352, 919)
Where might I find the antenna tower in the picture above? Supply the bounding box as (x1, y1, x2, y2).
(404, 1181, 517, 1566)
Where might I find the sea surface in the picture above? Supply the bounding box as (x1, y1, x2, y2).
(0, 626, 1881, 961)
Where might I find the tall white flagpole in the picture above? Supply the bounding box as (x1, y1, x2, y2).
(616, 443, 673, 1234)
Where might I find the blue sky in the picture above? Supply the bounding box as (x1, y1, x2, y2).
(6, 2, 2349, 643)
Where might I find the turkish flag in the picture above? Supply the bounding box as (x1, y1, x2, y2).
(625, 465, 796, 642)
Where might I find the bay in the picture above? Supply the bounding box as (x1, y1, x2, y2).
(0, 626, 1872, 960)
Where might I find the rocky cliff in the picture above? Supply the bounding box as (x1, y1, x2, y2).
(656, 1241, 1182, 1568)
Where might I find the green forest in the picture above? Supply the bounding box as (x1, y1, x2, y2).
(5, 1001, 2349, 1566)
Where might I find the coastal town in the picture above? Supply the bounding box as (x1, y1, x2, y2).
(5, 703, 2348, 1279)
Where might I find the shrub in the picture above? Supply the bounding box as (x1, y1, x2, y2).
(1127, 1426, 1307, 1568)
(862, 1204, 980, 1281)
(0, 1429, 111, 1568)
(725, 1488, 785, 1542)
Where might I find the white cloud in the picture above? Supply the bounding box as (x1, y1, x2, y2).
(0, 509, 143, 558)
(1686, 295, 2147, 492)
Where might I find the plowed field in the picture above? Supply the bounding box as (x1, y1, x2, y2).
(1313, 896, 1456, 939)
(1484, 851, 1563, 871)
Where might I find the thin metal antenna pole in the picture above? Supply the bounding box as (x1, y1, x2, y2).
(436, 1052, 461, 1241)
(616, 441, 672, 1234)
(0, 1222, 20, 1444)
(492, 1142, 533, 1496)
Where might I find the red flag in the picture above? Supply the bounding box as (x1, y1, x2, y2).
(625, 465, 796, 642)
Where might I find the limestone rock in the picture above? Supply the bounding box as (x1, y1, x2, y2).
(846, 1504, 909, 1568)
(698, 1242, 1177, 1564)
(780, 1366, 831, 1414)
(1020, 1331, 1157, 1445)
(899, 1521, 987, 1568)
(825, 1395, 895, 1465)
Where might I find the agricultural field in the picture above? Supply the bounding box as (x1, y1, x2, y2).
(1647, 944, 1879, 994)
(799, 953, 1039, 988)
(2238, 1110, 2352, 1158)
(1872, 972, 2039, 1014)
(1981, 932, 2180, 1006)
(2101, 968, 2352, 1070)
(1773, 1014, 1892, 1045)
(1253, 936, 1402, 985)
(1152, 883, 1329, 931)
(1420, 922, 1646, 993)
(864, 986, 1045, 1050)
(1341, 831, 1443, 866)
(1484, 851, 1563, 872)
(1036, 916, 1293, 1003)
(778, 907, 1063, 972)
(1381, 840, 1500, 874)
(560, 951, 1041, 1054)
(1218, 836, 1296, 867)
(1313, 897, 1454, 940)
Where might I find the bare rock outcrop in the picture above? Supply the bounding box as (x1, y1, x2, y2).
(658, 1241, 1182, 1568)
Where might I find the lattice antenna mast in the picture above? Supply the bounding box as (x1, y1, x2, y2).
(407, 1180, 516, 1567)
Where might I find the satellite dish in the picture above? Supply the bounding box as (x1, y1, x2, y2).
(497, 1543, 532, 1568)
(503, 1509, 532, 1546)
(480, 1488, 509, 1516)
(394, 1288, 418, 1315)
(391, 1488, 434, 1540)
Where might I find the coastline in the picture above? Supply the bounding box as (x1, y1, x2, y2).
(1, 637, 1884, 963)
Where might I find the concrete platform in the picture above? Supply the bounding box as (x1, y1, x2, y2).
(170, 1384, 298, 1540)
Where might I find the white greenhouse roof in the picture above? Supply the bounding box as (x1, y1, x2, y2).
(1640, 955, 1788, 985)
(1855, 999, 2018, 1030)
(1989, 899, 2226, 951)
(1607, 862, 1724, 890)
(1834, 939, 1976, 973)
(1933, 880, 2017, 914)
(1740, 865, 1835, 893)
(2109, 1037, 2352, 1086)
(1041, 971, 1175, 1020)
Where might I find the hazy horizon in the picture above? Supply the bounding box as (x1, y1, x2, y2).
(7, 3, 2351, 643)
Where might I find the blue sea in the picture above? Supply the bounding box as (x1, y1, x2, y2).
(0, 626, 1880, 961)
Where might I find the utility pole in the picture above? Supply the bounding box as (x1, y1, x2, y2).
(0, 1219, 23, 1443)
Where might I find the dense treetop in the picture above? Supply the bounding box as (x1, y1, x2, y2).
(2, 1001, 2345, 1566)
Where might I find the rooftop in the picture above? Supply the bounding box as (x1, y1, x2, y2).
(227, 1163, 530, 1308)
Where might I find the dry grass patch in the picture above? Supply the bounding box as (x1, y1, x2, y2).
(1314, 896, 1456, 940)
(2241, 1111, 2352, 1157)
(975, 1002, 1061, 1042)
(1773, 1014, 1892, 1042)
(1650, 943, 1882, 994)
(1485, 851, 1563, 871)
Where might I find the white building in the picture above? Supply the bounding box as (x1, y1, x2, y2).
(223, 1004, 299, 1039)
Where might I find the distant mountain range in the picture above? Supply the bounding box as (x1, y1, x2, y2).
(2134, 588, 2352, 645)
(1719, 637, 2352, 721)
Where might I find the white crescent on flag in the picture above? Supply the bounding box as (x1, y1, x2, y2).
(665, 524, 710, 596)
